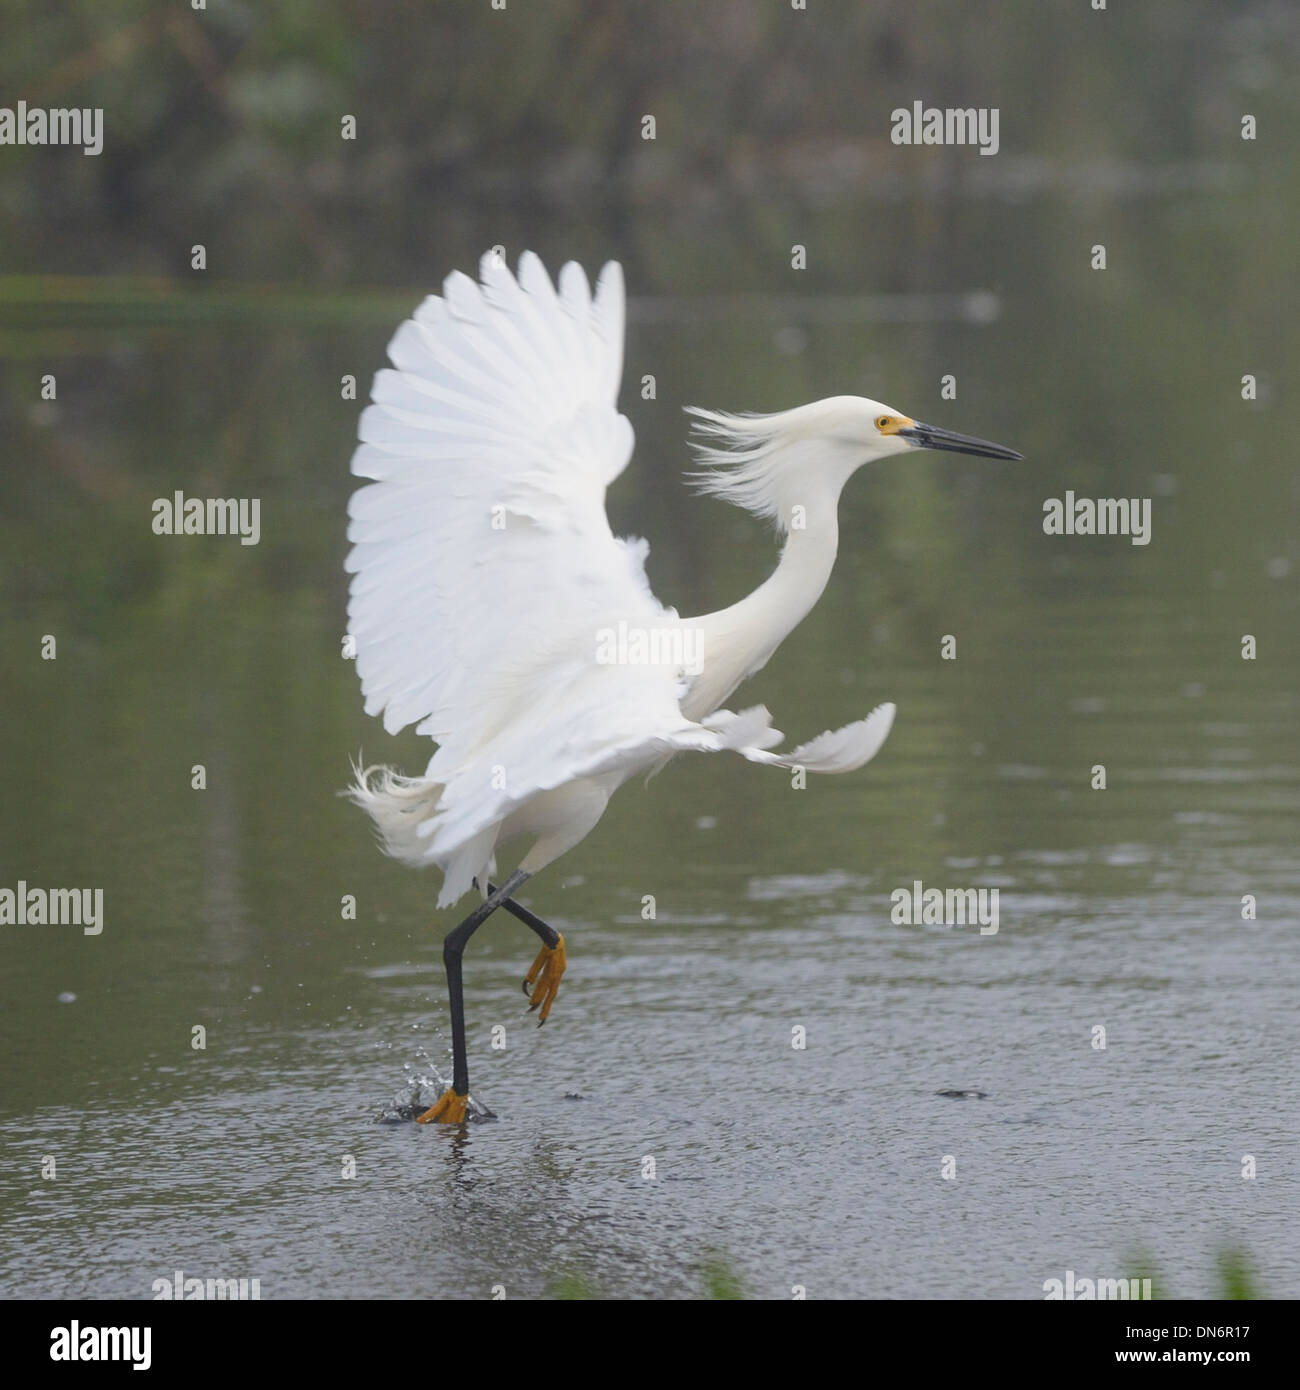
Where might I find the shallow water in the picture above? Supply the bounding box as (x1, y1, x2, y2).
(2, 561, 1296, 1298)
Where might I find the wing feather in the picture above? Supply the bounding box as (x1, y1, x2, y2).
(346, 251, 669, 759)
(739, 703, 897, 774)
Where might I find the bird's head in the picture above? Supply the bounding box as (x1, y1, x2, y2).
(855, 397, 1024, 463)
(687, 394, 1022, 530)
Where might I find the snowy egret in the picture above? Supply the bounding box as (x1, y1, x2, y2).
(345, 251, 1021, 1123)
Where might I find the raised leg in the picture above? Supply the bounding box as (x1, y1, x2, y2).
(416, 867, 530, 1125)
(489, 885, 561, 949)
(483, 881, 568, 1026)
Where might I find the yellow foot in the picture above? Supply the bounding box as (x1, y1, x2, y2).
(522, 933, 567, 1025)
(415, 1087, 469, 1125)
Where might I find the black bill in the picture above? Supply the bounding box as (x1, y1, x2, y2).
(899, 421, 1023, 461)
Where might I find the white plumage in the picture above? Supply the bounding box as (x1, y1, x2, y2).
(346, 250, 911, 907)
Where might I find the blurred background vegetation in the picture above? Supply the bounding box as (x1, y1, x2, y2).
(2, 0, 1294, 287)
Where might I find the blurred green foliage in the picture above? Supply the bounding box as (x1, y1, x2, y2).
(1, 0, 1295, 287)
(546, 1251, 747, 1299)
(1130, 1247, 1263, 1300)
(1214, 1248, 1261, 1301)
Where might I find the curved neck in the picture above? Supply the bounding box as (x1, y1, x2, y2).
(743, 506, 841, 646)
(688, 487, 843, 714)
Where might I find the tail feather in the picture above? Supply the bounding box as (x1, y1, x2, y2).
(345, 762, 499, 907)
(345, 761, 446, 868)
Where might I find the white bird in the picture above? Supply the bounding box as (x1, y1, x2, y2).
(345, 250, 1021, 1123)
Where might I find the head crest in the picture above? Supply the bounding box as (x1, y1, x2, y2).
(685, 400, 867, 530)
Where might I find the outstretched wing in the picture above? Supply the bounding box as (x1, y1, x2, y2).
(345, 250, 668, 750)
(417, 699, 894, 871)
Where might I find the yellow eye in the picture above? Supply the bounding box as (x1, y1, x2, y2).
(876, 416, 892, 431)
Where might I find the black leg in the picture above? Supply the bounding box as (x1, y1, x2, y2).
(484, 879, 562, 950)
(473, 877, 567, 1025)
(442, 868, 530, 1097)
